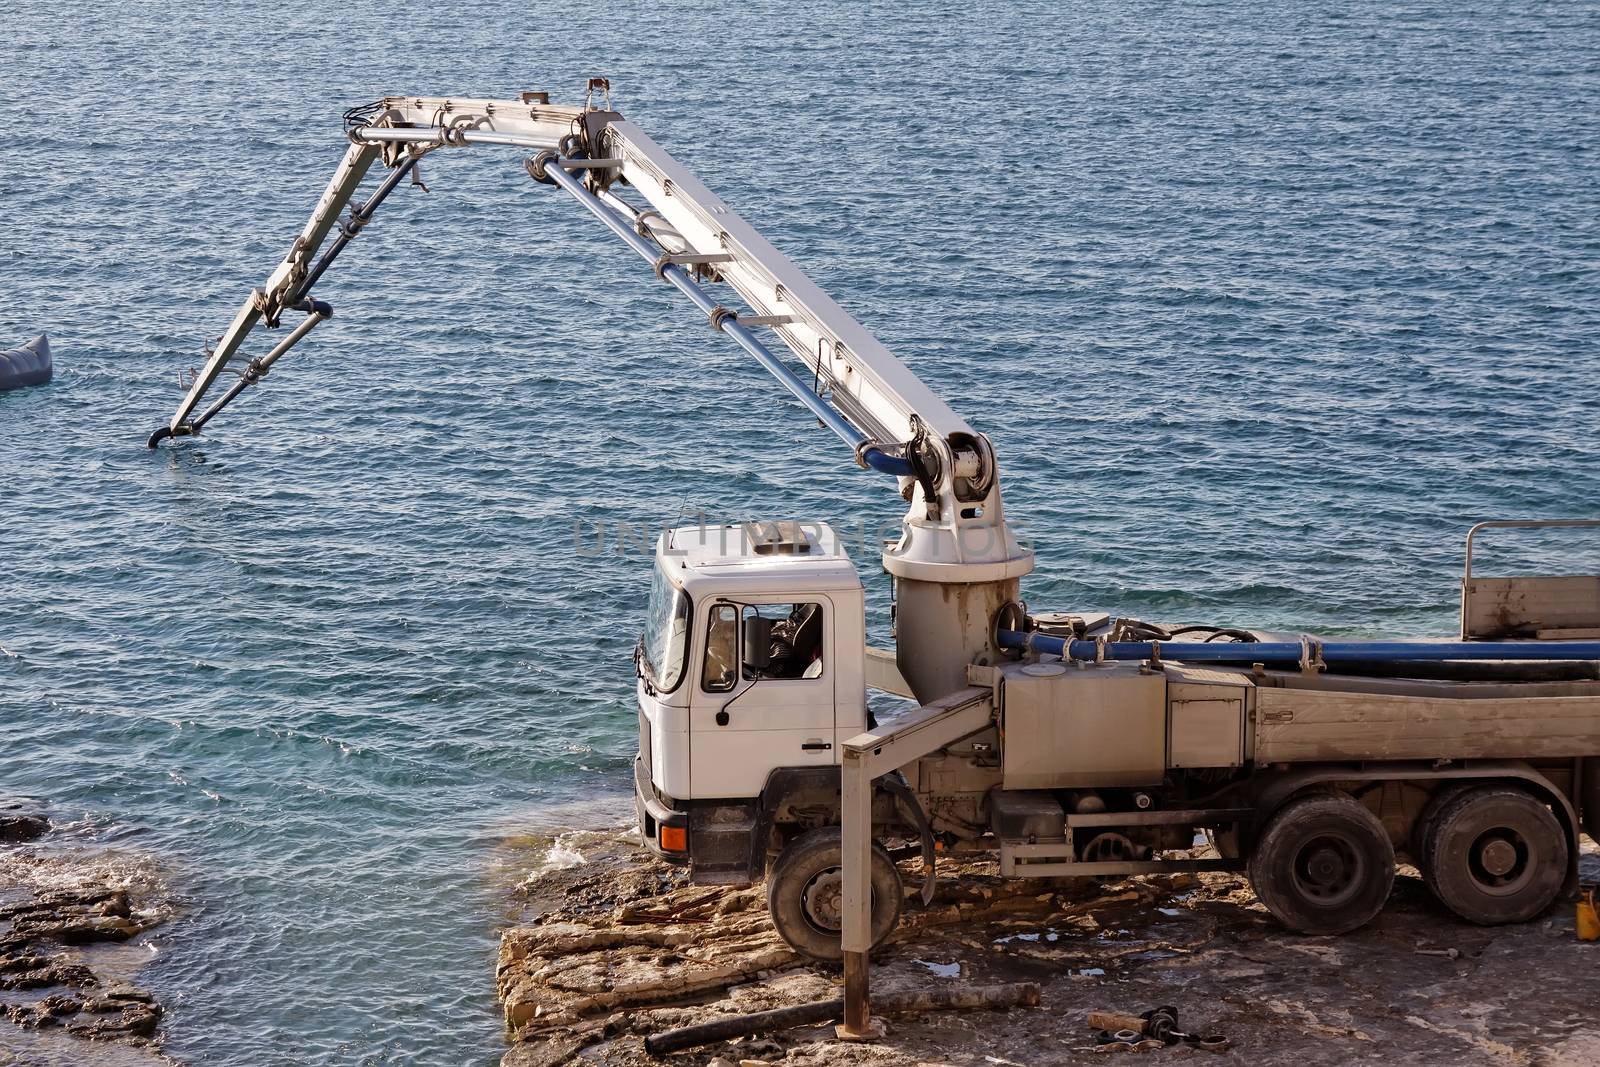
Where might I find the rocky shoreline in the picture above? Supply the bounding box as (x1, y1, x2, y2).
(499, 833, 1600, 1067)
(0, 802, 171, 1062)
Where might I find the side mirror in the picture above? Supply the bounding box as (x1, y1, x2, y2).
(742, 615, 774, 672)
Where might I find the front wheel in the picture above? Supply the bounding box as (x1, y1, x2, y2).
(766, 827, 902, 961)
(1248, 793, 1395, 935)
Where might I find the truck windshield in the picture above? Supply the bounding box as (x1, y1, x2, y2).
(642, 564, 692, 693)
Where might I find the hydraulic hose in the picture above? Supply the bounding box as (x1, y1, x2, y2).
(997, 629, 1600, 665)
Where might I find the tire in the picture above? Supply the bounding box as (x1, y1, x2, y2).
(1248, 793, 1395, 935)
(1422, 786, 1567, 925)
(766, 827, 902, 961)
(1411, 782, 1474, 871)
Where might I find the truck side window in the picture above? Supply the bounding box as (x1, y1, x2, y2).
(743, 603, 825, 680)
(702, 604, 738, 692)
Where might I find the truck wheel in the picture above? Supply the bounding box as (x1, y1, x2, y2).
(1421, 786, 1567, 925)
(766, 827, 901, 961)
(1248, 793, 1394, 935)
(1411, 782, 1474, 866)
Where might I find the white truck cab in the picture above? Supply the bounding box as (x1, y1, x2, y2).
(634, 521, 868, 880)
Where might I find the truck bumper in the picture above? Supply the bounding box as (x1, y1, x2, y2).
(634, 757, 689, 865)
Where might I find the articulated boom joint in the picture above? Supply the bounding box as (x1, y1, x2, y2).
(254, 245, 308, 328)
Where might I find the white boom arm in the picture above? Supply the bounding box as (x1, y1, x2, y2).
(150, 87, 1033, 686)
(148, 84, 1032, 1039)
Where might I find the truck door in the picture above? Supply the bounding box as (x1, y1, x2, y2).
(690, 597, 837, 799)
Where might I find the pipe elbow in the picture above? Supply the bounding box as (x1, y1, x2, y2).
(860, 446, 915, 478)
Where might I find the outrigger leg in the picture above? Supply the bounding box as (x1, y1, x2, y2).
(147, 140, 424, 447)
(838, 685, 995, 1038)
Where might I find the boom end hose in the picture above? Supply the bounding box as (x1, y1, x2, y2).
(146, 423, 196, 449)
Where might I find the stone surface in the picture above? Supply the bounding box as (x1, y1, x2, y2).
(2, 986, 162, 1040)
(0, 844, 168, 1054)
(0, 802, 48, 845)
(500, 834, 1600, 1067)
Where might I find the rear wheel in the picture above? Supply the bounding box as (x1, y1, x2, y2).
(1411, 782, 1474, 866)
(766, 827, 902, 961)
(1248, 793, 1394, 935)
(1421, 786, 1567, 925)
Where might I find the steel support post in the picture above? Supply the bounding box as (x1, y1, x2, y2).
(839, 743, 873, 1036)
(835, 684, 994, 1038)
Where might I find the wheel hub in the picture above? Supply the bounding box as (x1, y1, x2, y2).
(1295, 834, 1362, 904)
(1478, 837, 1518, 877)
(1469, 829, 1529, 889)
(800, 868, 844, 932)
(1307, 847, 1343, 883)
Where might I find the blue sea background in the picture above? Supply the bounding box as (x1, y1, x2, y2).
(2, 1, 1596, 1062)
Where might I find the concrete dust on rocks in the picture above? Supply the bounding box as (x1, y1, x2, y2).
(499, 833, 1600, 1067)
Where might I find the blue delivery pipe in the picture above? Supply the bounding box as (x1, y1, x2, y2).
(541, 160, 917, 479)
(996, 629, 1600, 665)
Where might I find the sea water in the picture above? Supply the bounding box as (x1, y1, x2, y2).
(2, 2, 1596, 1062)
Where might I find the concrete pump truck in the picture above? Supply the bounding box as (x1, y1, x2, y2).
(151, 81, 1600, 1035)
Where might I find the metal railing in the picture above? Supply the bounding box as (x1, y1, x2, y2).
(1463, 518, 1600, 581)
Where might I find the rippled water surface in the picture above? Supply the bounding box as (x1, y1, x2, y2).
(3, 2, 1597, 1063)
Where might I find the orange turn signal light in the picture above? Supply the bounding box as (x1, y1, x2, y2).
(660, 825, 688, 852)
